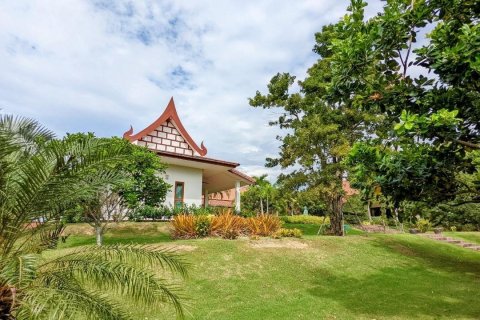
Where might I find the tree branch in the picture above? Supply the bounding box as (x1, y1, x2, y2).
(453, 138, 480, 150)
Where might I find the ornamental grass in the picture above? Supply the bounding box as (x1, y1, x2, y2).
(171, 214, 197, 239)
(246, 215, 282, 236)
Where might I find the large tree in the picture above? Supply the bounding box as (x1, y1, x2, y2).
(249, 13, 378, 234)
(0, 115, 186, 319)
(252, 0, 479, 235)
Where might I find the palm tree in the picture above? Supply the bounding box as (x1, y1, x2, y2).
(0, 115, 187, 319)
(252, 175, 276, 214)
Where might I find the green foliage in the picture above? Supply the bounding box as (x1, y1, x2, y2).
(241, 175, 279, 214)
(195, 215, 211, 237)
(462, 224, 477, 232)
(415, 218, 432, 233)
(128, 205, 166, 222)
(249, 3, 379, 234)
(428, 203, 480, 231)
(64, 133, 170, 212)
(273, 228, 303, 238)
(342, 0, 480, 206)
(114, 138, 170, 209)
(280, 215, 329, 225)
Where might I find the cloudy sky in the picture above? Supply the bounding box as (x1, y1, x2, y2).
(0, 0, 384, 181)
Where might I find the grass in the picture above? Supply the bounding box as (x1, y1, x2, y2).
(444, 231, 480, 245)
(57, 223, 480, 320)
(283, 222, 365, 236)
(59, 222, 173, 247)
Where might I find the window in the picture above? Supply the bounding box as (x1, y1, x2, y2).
(174, 182, 184, 209)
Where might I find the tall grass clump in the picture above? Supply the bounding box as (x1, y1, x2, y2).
(246, 215, 282, 236)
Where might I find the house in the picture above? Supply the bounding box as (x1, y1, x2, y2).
(123, 97, 254, 211)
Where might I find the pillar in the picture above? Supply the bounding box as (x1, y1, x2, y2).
(235, 181, 241, 214)
(204, 189, 209, 208)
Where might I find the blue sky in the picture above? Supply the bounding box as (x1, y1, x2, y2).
(0, 0, 384, 181)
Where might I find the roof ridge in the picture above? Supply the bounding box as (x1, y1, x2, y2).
(123, 97, 208, 156)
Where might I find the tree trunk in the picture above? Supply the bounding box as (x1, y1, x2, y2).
(367, 200, 372, 221)
(266, 197, 269, 214)
(330, 196, 344, 236)
(95, 226, 103, 246)
(260, 199, 264, 215)
(0, 285, 14, 320)
(394, 207, 404, 233)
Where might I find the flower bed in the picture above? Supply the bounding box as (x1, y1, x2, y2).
(171, 213, 282, 239)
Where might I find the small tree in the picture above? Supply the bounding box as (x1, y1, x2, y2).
(65, 134, 169, 246)
(242, 175, 278, 215)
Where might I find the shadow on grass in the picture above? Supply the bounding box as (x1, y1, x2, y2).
(308, 265, 480, 319)
(283, 223, 320, 236)
(283, 223, 365, 236)
(374, 235, 480, 275)
(308, 235, 480, 319)
(61, 233, 173, 248)
(444, 232, 480, 245)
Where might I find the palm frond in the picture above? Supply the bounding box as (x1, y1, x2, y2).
(0, 254, 38, 288)
(0, 114, 54, 154)
(38, 245, 186, 318)
(18, 285, 129, 320)
(78, 244, 189, 278)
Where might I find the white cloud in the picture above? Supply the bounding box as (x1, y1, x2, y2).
(0, 0, 385, 181)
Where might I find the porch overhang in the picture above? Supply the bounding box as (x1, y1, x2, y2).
(156, 151, 254, 193)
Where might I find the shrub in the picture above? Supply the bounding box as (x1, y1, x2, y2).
(171, 214, 197, 239)
(280, 215, 329, 225)
(450, 226, 457, 232)
(195, 215, 211, 237)
(461, 223, 478, 231)
(128, 210, 143, 222)
(343, 213, 367, 224)
(274, 228, 303, 238)
(247, 215, 282, 236)
(415, 218, 431, 233)
(371, 216, 386, 225)
(128, 205, 168, 221)
(210, 213, 246, 238)
(222, 228, 240, 240)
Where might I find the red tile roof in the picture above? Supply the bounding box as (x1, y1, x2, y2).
(123, 97, 208, 156)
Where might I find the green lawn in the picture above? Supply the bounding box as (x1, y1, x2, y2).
(58, 223, 480, 320)
(444, 231, 480, 245)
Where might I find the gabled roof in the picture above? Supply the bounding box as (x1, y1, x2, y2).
(123, 97, 208, 156)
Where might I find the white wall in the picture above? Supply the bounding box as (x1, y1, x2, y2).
(163, 164, 203, 207)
